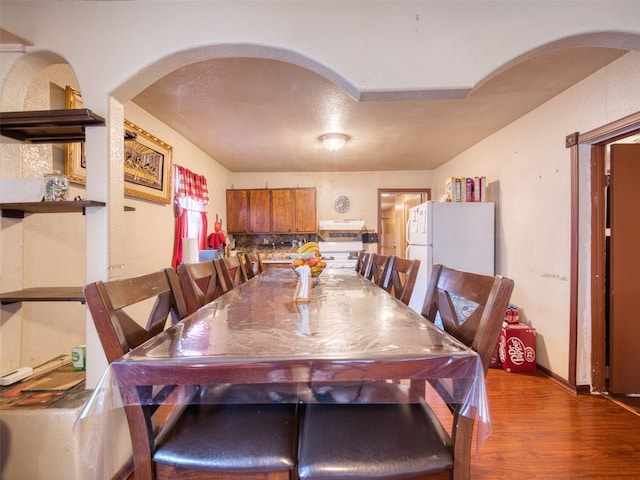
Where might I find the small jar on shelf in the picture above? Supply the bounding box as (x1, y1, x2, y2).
(44, 171, 69, 202)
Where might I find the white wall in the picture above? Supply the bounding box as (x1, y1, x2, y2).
(433, 51, 640, 382)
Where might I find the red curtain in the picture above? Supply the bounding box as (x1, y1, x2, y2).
(171, 165, 210, 269)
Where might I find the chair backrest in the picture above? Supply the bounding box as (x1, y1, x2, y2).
(364, 254, 394, 289)
(242, 251, 264, 279)
(421, 264, 514, 372)
(215, 255, 249, 293)
(83, 268, 188, 364)
(177, 260, 222, 315)
(240, 253, 255, 280)
(354, 251, 369, 274)
(384, 256, 421, 306)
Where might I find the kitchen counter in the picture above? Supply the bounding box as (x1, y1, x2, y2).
(261, 258, 292, 269)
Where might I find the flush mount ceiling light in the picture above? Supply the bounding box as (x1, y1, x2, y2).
(320, 133, 350, 151)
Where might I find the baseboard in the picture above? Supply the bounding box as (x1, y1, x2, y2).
(536, 364, 590, 395)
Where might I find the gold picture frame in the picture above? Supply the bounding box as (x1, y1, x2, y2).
(123, 119, 173, 204)
(64, 86, 86, 185)
(64, 86, 173, 204)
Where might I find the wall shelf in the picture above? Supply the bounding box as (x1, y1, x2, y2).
(0, 108, 105, 143)
(0, 287, 85, 305)
(0, 201, 135, 218)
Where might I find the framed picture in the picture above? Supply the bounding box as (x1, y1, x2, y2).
(123, 119, 173, 204)
(64, 87, 173, 204)
(64, 86, 86, 185)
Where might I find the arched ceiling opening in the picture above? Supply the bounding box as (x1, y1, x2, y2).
(15, 32, 640, 173)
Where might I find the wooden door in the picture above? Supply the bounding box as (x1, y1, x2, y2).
(272, 189, 294, 233)
(294, 188, 317, 233)
(226, 190, 248, 233)
(609, 143, 640, 394)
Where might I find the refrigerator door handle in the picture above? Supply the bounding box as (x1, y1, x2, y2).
(406, 214, 411, 243)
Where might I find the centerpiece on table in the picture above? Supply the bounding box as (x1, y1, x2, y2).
(290, 242, 326, 277)
(291, 242, 327, 302)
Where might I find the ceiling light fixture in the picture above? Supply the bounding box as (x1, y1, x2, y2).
(320, 133, 349, 151)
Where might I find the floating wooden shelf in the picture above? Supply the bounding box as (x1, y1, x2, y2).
(0, 108, 105, 143)
(0, 287, 85, 305)
(0, 200, 134, 218)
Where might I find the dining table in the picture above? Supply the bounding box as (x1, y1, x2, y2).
(77, 266, 491, 479)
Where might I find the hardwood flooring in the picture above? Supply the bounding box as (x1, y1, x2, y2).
(466, 369, 640, 479)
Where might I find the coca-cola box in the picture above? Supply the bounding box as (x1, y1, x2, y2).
(498, 323, 536, 373)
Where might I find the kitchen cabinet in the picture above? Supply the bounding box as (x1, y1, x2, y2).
(226, 189, 271, 233)
(248, 189, 271, 233)
(226, 190, 249, 233)
(272, 188, 317, 233)
(226, 188, 317, 234)
(293, 188, 317, 233)
(271, 189, 294, 232)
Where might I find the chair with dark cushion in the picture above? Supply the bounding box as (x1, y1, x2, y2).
(382, 256, 421, 306)
(297, 264, 514, 480)
(177, 260, 223, 315)
(84, 268, 299, 480)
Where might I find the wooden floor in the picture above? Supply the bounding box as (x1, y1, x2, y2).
(466, 369, 640, 479)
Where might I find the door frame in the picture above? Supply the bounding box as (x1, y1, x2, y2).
(572, 111, 640, 392)
(377, 188, 430, 255)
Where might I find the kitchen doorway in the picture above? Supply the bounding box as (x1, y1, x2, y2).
(377, 189, 430, 256)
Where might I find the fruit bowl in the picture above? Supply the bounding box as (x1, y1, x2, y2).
(291, 254, 326, 277)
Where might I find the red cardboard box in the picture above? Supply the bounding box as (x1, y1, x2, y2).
(498, 323, 536, 373)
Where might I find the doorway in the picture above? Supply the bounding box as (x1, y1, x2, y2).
(582, 114, 640, 394)
(377, 189, 430, 256)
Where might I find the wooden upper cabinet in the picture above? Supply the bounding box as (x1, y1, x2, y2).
(293, 188, 317, 233)
(227, 187, 316, 234)
(248, 189, 271, 233)
(226, 190, 249, 233)
(272, 189, 295, 232)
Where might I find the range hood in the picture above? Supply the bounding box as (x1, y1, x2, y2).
(318, 219, 365, 231)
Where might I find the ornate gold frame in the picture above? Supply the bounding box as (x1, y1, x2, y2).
(64, 86, 173, 204)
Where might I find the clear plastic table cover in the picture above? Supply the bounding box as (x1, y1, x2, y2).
(76, 267, 491, 479)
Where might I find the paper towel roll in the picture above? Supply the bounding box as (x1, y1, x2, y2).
(182, 237, 199, 264)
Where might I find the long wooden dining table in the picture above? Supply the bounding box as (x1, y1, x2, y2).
(77, 266, 492, 479)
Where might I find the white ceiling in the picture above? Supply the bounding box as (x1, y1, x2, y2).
(131, 47, 628, 173)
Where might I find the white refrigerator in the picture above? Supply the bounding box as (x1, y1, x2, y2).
(406, 201, 495, 313)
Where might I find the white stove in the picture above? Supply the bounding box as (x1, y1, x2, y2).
(318, 241, 364, 269)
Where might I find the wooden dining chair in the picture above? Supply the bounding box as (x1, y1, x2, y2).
(83, 268, 187, 364)
(354, 251, 369, 275)
(215, 255, 249, 293)
(364, 253, 394, 289)
(243, 250, 265, 279)
(382, 256, 421, 306)
(297, 264, 514, 480)
(177, 260, 223, 315)
(84, 269, 300, 480)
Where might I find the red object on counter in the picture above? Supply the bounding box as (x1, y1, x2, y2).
(498, 323, 536, 373)
(208, 232, 226, 250)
